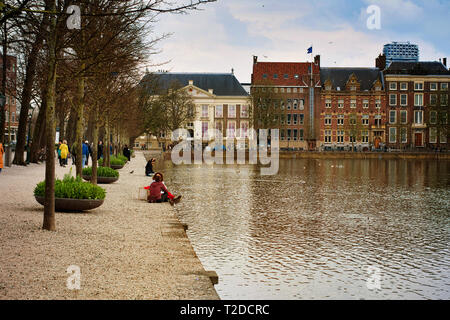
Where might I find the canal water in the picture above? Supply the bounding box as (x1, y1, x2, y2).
(160, 158, 450, 299)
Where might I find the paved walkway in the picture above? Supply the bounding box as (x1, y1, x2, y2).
(0, 151, 219, 299)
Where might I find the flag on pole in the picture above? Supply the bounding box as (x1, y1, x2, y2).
(307, 46, 313, 54)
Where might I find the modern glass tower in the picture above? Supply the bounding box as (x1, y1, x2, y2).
(383, 42, 419, 67)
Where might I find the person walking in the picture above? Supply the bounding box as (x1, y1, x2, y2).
(59, 140, 69, 167)
(97, 141, 103, 160)
(82, 141, 89, 168)
(123, 145, 131, 162)
(0, 142, 4, 173)
(57, 140, 62, 166)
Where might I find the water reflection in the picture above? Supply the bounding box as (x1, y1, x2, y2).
(162, 159, 450, 299)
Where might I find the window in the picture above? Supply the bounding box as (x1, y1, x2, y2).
(293, 114, 298, 125)
(293, 129, 298, 141)
(430, 111, 437, 124)
(286, 88, 291, 93)
(299, 99, 305, 110)
(325, 115, 332, 126)
(440, 112, 448, 124)
(414, 82, 424, 91)
(390, 82, 397, 90)
(287, 99, 292, 110)
(442, 83, 448, 91)
(325, 99, 332, 108)
(202, 105, 209, 118)
(430, 83, 437, 91)
(374, 115, 382, 126)
(299, 129, 304, 141)
(324, 130, 332, 143)
(429, 127, 437, 143)
(280, 100, 285, 110)
(400, 110, 407, 124)
(263, 74, 268, 79)
(284, 74, 288, 79)
(202, 122, 209, 139)
(227, 121, 236, 137)
(280, 129, 285, 141)
(430, 94, 437, 106)
(414, 110, 423, 124)
(363, 100, 369, 108)
(389, 127, 397, 143)
(215, 105, 223, 118)
(293, 99, 298, 110)
(325, 85, 332, 91)
(441, 94, 448, 106)
(228, 105, 236, 118)
(389, 94, 397, 106)
(349, 116, 356, 125)
(337, 130, 345, 144)
(350, 86, 356, 91)
(389, 110, 396, 124)
(215, 121, 223, 133)
(286, 129, 292, 140)
(350, 99, 356, 108)
(362, 130, 369, 143)
(440, 130, 447, 143)
(401, 127, 408, 143)
(337, 115, 344, 126)
(299, 114, 304, 125)
(400, 94, 407, 106)
(400, 82, 408, 90)
(362, 115, 369, 126)
(287, 114, 291, 125)
(375, 99, 381, 109)
(338, 99, 344, 108)
(414, 93, 423, 106)
(273, 74, 278, 79)
(240, 105, 249, 118)
(240, 121, 249, 138)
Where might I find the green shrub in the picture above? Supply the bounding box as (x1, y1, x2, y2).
(82, 166, 119, 178)
(117, 154, 128, 162)
(98, 156, 125, 166)
(34, 174, 106, 200)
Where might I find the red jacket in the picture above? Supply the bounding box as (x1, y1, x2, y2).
(148, 181, 168, 201)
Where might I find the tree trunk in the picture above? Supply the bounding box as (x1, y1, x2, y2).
(75, 69, 85, 177)
(105, 116, 110, 167)
(0, 22, 7, 144)
(30, 88, 47, 163)
(43, 0, 57, 232)
(91, 103, 99, 185)
(13, 13, 46, 165)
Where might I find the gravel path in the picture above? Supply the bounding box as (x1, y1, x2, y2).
(0, 151, 219, 300)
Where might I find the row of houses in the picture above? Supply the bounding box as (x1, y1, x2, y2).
(137, 53, 450, 152)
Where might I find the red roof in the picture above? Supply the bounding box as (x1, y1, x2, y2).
(252, 62, 320, 86)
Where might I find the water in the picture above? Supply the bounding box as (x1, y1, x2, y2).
(160, 159, 450, 299)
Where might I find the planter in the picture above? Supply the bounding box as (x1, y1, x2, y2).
(35, 196, 104, 212)
(82, 175, 119, 184)
(111, 164, 124, 170)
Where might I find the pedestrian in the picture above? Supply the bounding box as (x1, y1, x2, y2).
(59, 140, 69, 167)
(123, 145, 131, 161)
(145, 158, 156, 176)
(82, 140, 89, 168)
(0, 142, 4, 174)
(97, 141, 103, 160)
(86, 142, 92, 166)
(57, 140, 62, 166)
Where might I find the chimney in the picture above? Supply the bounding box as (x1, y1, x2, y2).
(314, 55, 320, 67)
(443, 58, 447, 67)
(376, 54, 386, 70)
(253, 55, 258, 64)
(231, 68, 234, 74)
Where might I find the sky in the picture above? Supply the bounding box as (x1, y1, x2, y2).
(149, 0, 450, 83)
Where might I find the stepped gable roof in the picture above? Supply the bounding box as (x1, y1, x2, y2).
(141, 72, 248, 96)
(252, 62, 320, 86)
(320, 67, 383, 91)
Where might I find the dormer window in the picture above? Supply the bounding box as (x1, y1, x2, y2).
(325, 85, 332, 91)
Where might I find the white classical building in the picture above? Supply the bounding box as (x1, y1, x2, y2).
(138, 72, 253, 150)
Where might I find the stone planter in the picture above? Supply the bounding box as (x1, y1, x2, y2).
(111, 164, 124, 170)
(82, 175, 119, 184)
(35, 196, 104, 212)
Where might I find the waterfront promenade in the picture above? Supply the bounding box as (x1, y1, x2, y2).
(0, 152, 219, 300)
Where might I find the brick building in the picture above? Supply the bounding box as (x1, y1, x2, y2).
(318, 68, 386, 151)
(384, 61, 450, 149)
(251, 55, 321, 150)
(0, 55, 18, 144)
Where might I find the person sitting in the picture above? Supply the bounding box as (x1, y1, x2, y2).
(145, 158, 156, 176)
(146, 172, 181, 205)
